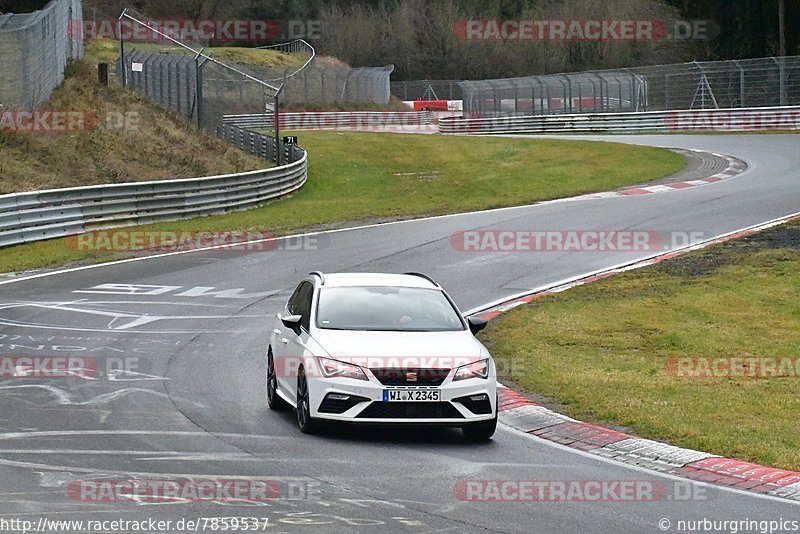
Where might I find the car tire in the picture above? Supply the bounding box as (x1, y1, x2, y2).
(296, 367, 318, 434)
(462, 410, 497, 441)
(266, 348, 288, 411)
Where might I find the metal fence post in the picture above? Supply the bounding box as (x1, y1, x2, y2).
(274, 93, 281, 165)
(195, 51, 209, 129)
(733, 59, 745, 107)
(118, 9, 127, 87)
(772, 56, 787, 106)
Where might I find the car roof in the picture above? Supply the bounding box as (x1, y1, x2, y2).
(313, 272, 440, 289)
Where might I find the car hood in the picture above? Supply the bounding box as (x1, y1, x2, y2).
(312, 329, 486, 369)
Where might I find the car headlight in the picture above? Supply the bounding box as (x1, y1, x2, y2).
(317, 357, 368, 381)
(453, 358, 490, 381)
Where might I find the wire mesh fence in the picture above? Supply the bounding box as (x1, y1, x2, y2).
(258, 40, 393, 105)
(273, 64, 394, 106)
(391, 80, 463, 101)
(460, 56, 800, 117)
(115, 8, 394, 165)
(201, 58, 394, 108)
(116, 8, 287, 162)
(0, 0, 83, 110)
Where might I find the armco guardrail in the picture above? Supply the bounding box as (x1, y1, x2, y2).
(439, 106, 800, 134)
(224, 111, 435, 131)
(0, 150, 307, 248)
(216, 123, 305, 164)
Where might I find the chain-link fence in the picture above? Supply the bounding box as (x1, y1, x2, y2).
(391, 80, 463, 101)
(0, 0, 83, 110)
(195, 55, 391, 108)
(116, 49, 287, 131)
(460, 56, 800, 117)
(257, 40, 393, 106)
(272, 64, 394, 106)
(116, 8, 288, 162)
(115, 8, 394, 165)
(116, 50, 395, 123)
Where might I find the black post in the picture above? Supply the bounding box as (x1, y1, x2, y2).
(98, 63, 109, 85)
(195, 55, 205, 129)
(274, 94, 281, 165)
(118, 11, 127, 87)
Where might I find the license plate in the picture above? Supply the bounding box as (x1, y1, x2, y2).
(383, 389, 440, 402)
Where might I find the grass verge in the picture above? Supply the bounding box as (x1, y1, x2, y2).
(481, 220, 800, 470)
(0, 131, 683, 274)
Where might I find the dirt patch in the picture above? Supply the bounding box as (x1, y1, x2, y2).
(656, 223, 800, 278)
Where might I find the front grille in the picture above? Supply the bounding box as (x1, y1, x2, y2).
(370, 368, 450, 386)
(318, 393, 370, 414)
(356, 401, 463, 419)
(453, 394, 493, 415)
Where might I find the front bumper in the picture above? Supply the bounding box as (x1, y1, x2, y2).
(307, 376, 497, 425)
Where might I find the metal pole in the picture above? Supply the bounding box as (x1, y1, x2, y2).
(779, 0, 786, 58)
(733, 60, 745, 107)
(274, 92, 281, 165)
(779, 0, 787, 105)
(771, 57, 787, 106)
(195, 50, 207, 129)
(118, 9, 127, 87)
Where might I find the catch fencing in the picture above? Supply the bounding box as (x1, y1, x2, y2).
(202, 63, 395, 109)
(115, 8, 292, 164)
(391, 80, 463, 102)
(459, 56, 800, 117)
(261, 48, 394, 106)
(0, 0, 83, 110)
(116, 49, 285, 132)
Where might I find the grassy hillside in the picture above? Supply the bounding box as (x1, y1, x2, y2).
(0, 44, 265, 194)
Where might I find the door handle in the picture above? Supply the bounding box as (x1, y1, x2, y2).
(281, 338, 289, 344)
(273, 329, 281, 335)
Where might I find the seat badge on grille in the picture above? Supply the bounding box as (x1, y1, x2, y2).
(406, 371, 418, 382)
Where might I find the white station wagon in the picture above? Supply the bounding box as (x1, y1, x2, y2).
(267, 272, 497, 440)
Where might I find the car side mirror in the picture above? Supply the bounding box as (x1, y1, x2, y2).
(281, 314, 303, 335)
(467, 316, 488, 335)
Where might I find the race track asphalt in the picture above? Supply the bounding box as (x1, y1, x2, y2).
(0, 134, 798, 533)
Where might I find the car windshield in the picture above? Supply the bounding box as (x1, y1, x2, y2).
(315, 286, 466, 332)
